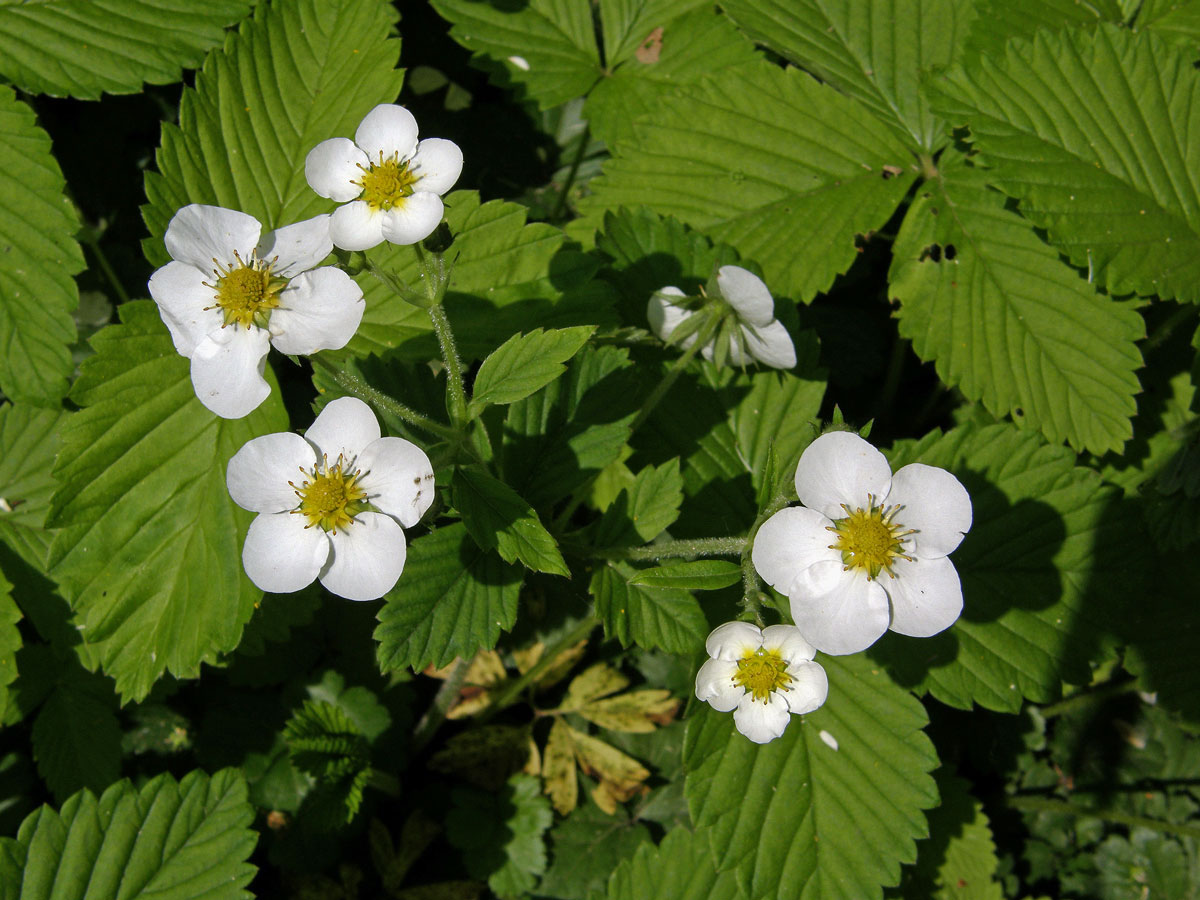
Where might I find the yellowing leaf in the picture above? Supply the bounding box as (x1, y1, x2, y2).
(577, 690, 680, 734)
(543, 718, 578, 815)
(569, 728, 650, 815)
(559, 662, 629, 711)
(512, 638, 588, 690)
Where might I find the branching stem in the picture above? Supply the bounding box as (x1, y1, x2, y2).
(311, 355, 458, 441)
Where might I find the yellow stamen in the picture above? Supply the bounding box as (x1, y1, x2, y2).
(290, 454, 370, 533)
(355, 151, 419, 211)
(205, 250, 287, 329)
(827, 495, 914, 579)
(733, 648, 792, 702)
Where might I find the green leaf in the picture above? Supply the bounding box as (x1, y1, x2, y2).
(904, 771, 1004, 900)
(593, 459, 684, 546)
(453, 466, 569, 577)
(540, 803, 651, 900)
(961, 0, 1121, 62)
(46, 301, 287, 702)
(31, 666, 121, 802)
(0, 0, 250, 99)
(586, 5, 763, 147)
(469, 326, 596, 415)
(141, 0, 404, 265)
(2, 769, 256, 900)
(576, 61, 917, 301)
(446, 774, 553, 899)
(0, 404, 70, 571)
(375, 523, 524, 673)
(431, 0, 601, 108)
(283, 699, 370, 824)
(873, 422, 1136, 711)
(0, 86, 82, 406)
(721, 0, 975, 151)
(607, 826, 737, 900)
(684, 653, 938, 900)
(930, 25, 1200, 302)
(889, 151, 1143, 455)
(304, 670, 392, 742)
(629, 560, 742, 591)
(0, 571, 19, 724)
(590, 561, 707, 654)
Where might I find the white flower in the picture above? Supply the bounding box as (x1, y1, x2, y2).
(647, 265, 796, 369)
(752, 431, 973, 656)
(226, 396, 435, 601)
(304, 104, 463, 251)
(695, 621, 828, 744)
(148, 204, 364, 419)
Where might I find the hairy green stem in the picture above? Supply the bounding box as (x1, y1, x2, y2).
(478, 616, 598, 723)
(311, 354, 458, 442)
(409, 655, 473, 756)
(586, 536, 746, 561)
(427, 302, 470, 426)
(1005, 795, 1200, 841)
(1038, 678, 1140, 719)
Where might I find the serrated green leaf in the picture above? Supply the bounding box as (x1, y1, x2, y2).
(141, 0, 404, 265)
(904, 771, 1003, 900)
(284, 699, 369, 779)
(305, 670, 391, 742)
(453, 466, 569, 576)
(684, 653, 938, 900)
(962, 0, 1121, 62)
(5, 768, 256, 900)
(0, 571, 19, 724)
(590, 561, 707, 654)
(375, 523, 523, 673)
(628, 560, 742, 591)
(541, 803, 651, 900)
(722, 0, 975, 150)
(469, 326, 596, 415)
(576, 62, 917, 301)
(586, 5, 762, 147)
(0, 404, 70, 571)
(447, 774, 553, 899)
(890, 152, 1143, 455)
(608, 826, 737, 900)
(873, 422, 1136, 711)
(31, 666, 121, 802)
(931, 25, 1200, 302)
(0, 86, 82, 406)
(45, 301, 287, 702)
(1136, 0, 1200, 47)
(593, 459, 684, 547)
(0, 0, 250, 99)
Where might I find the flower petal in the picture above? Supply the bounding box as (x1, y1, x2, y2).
(886, 554, 964, 638)
(733, 693, 791, 743)
(380, 192, 444, 245)
(794, 431, 893, 520)
(147, 260, 221, 357)
(242, 512, 329, 594)
(705, 621, 763, 661)
(752, 506, 839, 595)
(887, 463, 973, 558)
(320, 511, 407, 601)
(411, 137, 463, 195)
(789, 560, 890, 655)
(694, 658, 743, 712)
(743, 320, 797, 369)
(227, 432, 317, 513)
(190, 326, 271, 419)
(164, 204, 261, 272)
(647, 288, 694, 345)
(269, 268, 365, 355)
(357, 437, 435, 528)
(330, 201, 385, 251)
(355, 104, 419, 162)
(760, 624, 817, 664)
(782, 659, 829, 715)
(305, 396, 381, 461)
(305, 137, 369, 203)
(716, 265, 774, 326)
(258, 215, 334, 277)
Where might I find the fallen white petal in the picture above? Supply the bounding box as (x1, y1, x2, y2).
(794, 431, 893, 521)
(320, 511, 407, 601)
(242, 511, 329, 594)
(269, 268, 365, 355)
(227, 431, 316, 513)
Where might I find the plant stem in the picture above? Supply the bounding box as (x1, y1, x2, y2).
(740, 485, 797, 620)
(1038, 678, 1140, 719)
(81, 229, 131, 306)
(311, 354, 458, 442)
(409, 656, 473, 756)
(874, 335, 910, 424)
(427, 302, 469, 426)
(550, 123, 591, 223)
(1144, 303, 1199, 354)
(629, 315, 720, 436)
(478, 616, 598, 723)
(586, 536, 746, 561)
(1004, 795, 1200, 841)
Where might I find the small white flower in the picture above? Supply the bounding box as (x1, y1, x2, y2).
(752, 432, 973, 656)
(226, 396, 435, 601)
(148, 204, 364, 419)
(305, 104, 464, 251)
(694, 621, 828, 744)
(647, 265, 796, 369)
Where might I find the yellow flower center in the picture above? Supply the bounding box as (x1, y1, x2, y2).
(290, 455, 370, 533)
(733, 648, 792, 702)
(355, 152, 419, 211)
(827, 497, 913, 579)
(206, 250, 287, 329)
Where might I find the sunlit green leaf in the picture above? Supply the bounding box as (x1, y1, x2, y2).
(469, 326, 596, 414)
(453, 466, 569, 577)
(0, 571, 18, 724)
(590, 561, 707, 654)
(541, 803, 651, 900)
(0, 404, 70, 571)
(593, 459, 684, 546)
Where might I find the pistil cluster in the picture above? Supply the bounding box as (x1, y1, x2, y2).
(291, 455, 370, 533)
(207, 250, 287, 329)
(356, 152, 419, 211)
(828, 497, 914, 579)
